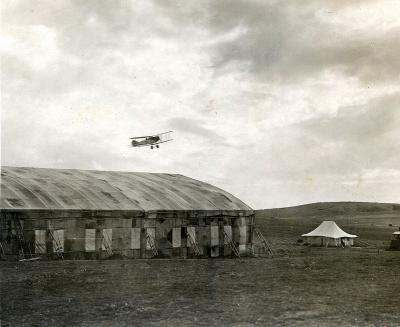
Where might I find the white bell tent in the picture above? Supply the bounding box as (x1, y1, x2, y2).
(302, 220, 357, 247)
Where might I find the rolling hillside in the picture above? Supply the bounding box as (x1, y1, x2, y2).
(256, 202, 400, 219)
(255, 202, 400, 246)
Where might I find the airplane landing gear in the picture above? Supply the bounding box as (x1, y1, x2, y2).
(156, 145, 159, 148)
(151, 146, 154, 149)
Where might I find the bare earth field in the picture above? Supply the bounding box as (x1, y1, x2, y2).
(1, 204, 400, 327)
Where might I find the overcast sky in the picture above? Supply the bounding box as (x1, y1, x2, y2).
(1, 0, 400, 209)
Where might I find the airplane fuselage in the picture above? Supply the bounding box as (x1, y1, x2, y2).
(131, 136, 160, 147)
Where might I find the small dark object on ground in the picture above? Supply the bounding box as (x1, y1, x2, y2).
(389, 239, 400, 250)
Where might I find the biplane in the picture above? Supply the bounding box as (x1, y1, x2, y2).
(129, 131, 173, 149)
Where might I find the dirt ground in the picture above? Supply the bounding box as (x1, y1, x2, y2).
(1, 217, 399, 327)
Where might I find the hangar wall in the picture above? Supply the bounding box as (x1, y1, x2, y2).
(1, 210, 254, 259)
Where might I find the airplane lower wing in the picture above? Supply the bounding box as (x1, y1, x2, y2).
(131, 144, 149, 147)
(154, 139, 173, 145)
(131, 139, 173, 147)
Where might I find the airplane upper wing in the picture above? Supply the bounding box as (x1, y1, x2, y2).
(155, 131, 173, 136)
(129, 136, 151, 139)
(129, 131, 173, 139)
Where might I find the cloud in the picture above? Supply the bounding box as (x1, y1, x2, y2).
(250, 93, 400, 179)
(298, 93, 400, 178)
(300, 93, 400, 144)
(155, 0, 400, 84)
(168, 117, 230, 146)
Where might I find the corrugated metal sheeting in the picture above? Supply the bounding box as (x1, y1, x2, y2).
(1, 167, 252, 212)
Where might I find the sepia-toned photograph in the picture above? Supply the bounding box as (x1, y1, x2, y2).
(1, 1, 399, 326)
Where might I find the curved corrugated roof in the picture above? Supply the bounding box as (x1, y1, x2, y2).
(0, 166, 252, 212)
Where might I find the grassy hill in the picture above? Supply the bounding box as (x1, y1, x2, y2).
(255, 202, 400, 247)
(1, 201, 399, 326)
(257, 202, 400, 219)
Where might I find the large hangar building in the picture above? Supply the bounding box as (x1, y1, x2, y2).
(0, 166, 254, 259)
